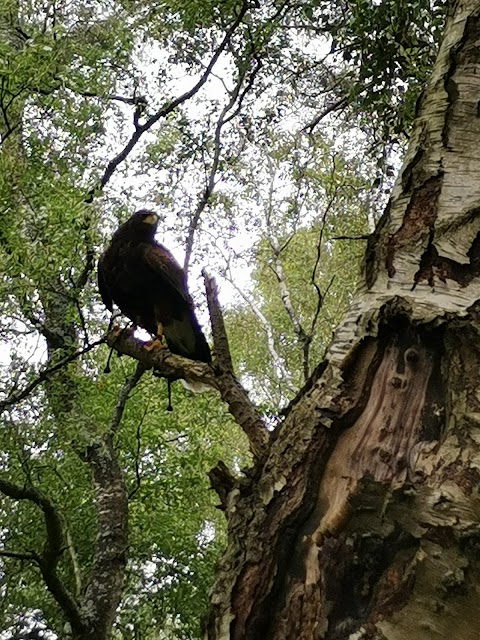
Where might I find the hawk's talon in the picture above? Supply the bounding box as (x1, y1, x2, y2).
(145, 338, 164, 352)
(112, 324, 136, 338)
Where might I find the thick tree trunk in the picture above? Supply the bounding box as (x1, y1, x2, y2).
(206, 1, 480, 638)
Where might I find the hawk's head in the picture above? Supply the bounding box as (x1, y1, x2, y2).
(114, 210, 159, 241)
(134, 210, 158, 228)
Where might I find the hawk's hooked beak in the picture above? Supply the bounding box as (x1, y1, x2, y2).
(144, 213, 158, 225)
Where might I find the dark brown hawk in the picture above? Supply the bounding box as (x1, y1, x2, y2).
(98, 210, 211, 363)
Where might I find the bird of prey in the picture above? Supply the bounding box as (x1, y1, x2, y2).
(97, 210, 211, 364)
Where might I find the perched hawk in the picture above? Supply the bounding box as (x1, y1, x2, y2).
(98, 210, 211, 363)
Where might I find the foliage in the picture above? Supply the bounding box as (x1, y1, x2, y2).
(1, 352, 248, 638)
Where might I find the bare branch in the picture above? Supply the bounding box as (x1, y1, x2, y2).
(309, 159, 340, 340)
(223, 268, 296, 393)
(128, 407, 148, 500)
(0, 549, 38, 562)
(310, 171, 338, 288)
(263, 152, 315, 382)
(106, 293, 269, 461)
(203, 272, 269, 460)
(106, 330, 217, 387)
(74, 211, 96, 291)
(87, 1, 250, 201)
(65, 528, 82, 597)
(332, 234, 370, 240)
(183, 34, 263, 275)
(302, 96, 349, 133)
(311, 273, 335, 338)
(202, 271, 234, 374)
(271, 253, 307, 343)
(267, 235, 312, 381)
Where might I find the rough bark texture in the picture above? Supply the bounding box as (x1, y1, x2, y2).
(39, 284, 132, 640)
(206, 2, 480, 638)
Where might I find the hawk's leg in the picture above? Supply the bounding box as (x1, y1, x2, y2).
(146, 322, 173, 411)
(145, 321, 165, 352)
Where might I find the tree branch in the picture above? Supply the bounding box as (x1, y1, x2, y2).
(108, 361, 146, 436)
(106, 306, 269, 461)
(203, 272, 269, 460)
(332, 234, 370, 240)
(0, 337, 106, 414)
(87, 1, 250, 201)
(106, 330, 217, 386)
(183, 28, 263, 275)
(223, 268, 296, 393)
(302, 95, 349, 133)
(0, 549, 38, 562)
(65, 528, 82, 597)
(308, 162, 340, 341)
(0, 477, 85, 633)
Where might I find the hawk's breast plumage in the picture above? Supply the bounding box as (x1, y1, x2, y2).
(97, 210, 211, 363)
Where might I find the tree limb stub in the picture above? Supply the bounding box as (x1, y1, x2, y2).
(208, 460, 237, 510)
(204, 271, 269, 459)
(203, 271, 234, 373)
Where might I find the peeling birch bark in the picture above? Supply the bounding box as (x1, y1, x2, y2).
(206, 2, 480, 639)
